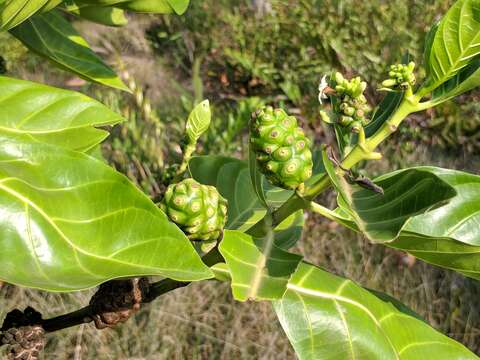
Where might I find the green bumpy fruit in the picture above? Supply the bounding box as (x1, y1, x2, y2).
(161, 179, 228, 241)
(250, 106, 313, 190)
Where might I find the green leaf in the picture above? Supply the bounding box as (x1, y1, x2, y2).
(0, 0, 63, 31)
(210, 262, 231, 282)
(190, 156, 266, 231)
(0, 76, 124, 151)
(322, 150, 457, 242)
(264, 180, 294, 208)
(64, 2, 128, 27)
(274, 210, 304, 250)
(329, 211, 480, 281)
(215, 160, 267, 232)
(0, 135, 212, 291)
(73, 0, 190, 14)
(387, 167, 480, 247)
(10, 10, 129, 91)
(430, 58, 480, 103)
(329, 166, 480, 280)
(248, 143, 268, 209)
(274, 262, 478, 360)
(189, 155, 304, 248)
(188, 155, 236, 186)
(365, 91, 403, 137)
(219, 229, 302, 301)
(393, 167, 480, 279)
(423, 0, 480, 93)
(423, 21, 439, 74)
(166, 0, 189, 14)
(185, 100, 211, 144)
(389, 233, 480, 281)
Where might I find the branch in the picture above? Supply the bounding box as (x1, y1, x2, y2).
(2, 247, 225, 336)
(41, 306, 93, 333)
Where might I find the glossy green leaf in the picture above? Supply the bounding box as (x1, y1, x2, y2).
(365, 91, 403, 137)
(390, 167, 480, 279)
(274, 262, 478, 360)
(188, 155, 237, 185)
(0, 76, 124, 151)
(387, 167, 480, 246)
(185, 100, 211, 144)
(323, 150, 457, 242)
(431, 58, 480, 103)
(189, 155, 303, 235)
(389, 233, 480, 280)
(329, 166, 480, 280)
(0, 135, 212, 291)
(248, 143, 269, 209)
(210, 262, 231, 282)
(328, 210, 480, 281)
(423, 0, 480, 93)
(73, 0, 190, 14)
(0, 0, 62, 31)
(219, 229, 302, 301)
(10, 11, 129, 91)
(215, 160, 267, 232)
(64, 2, 128, 27)
(274, 210, 304, 250)
(264, 181, 294, 208)
(165, 0, 189, 14)
(190, 156, 267, 231)
(423, 20, 439, 72)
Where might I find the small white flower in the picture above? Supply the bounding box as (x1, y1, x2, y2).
(318, 75, 329, 104)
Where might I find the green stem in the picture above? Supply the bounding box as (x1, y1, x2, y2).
(34, 248, 225, 334)
(174, 143, 196, 181)
(342, 94, 420, 169)
(308, 202, 340, 222)
(247, 194, 307, 237)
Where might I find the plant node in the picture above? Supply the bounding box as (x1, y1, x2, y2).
(89, 278, 149, 329)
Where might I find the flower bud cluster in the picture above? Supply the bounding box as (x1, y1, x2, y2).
(381, 62, 416, 90)
(334, 73, 371, 130)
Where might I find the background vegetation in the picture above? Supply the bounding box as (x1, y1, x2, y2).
(1, 0, 479, 358)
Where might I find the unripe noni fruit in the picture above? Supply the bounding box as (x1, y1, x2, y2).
(161, 178, 228, 241)
(250, 106, 313, 190)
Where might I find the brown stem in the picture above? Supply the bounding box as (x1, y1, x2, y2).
(9, 247, 225, 335)
(41, 306, 93, 333)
